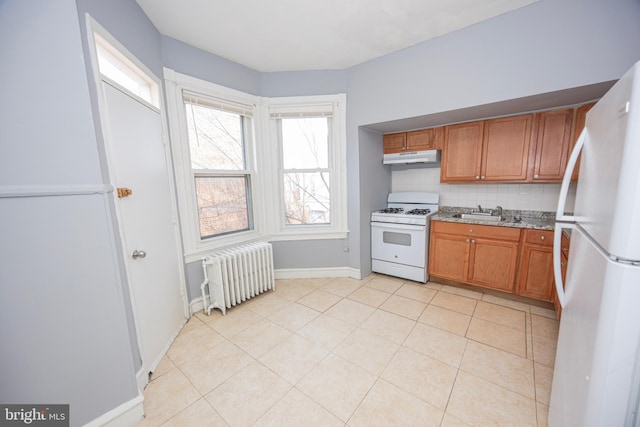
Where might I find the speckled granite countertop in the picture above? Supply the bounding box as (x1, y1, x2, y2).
(432, 206, 556, 231)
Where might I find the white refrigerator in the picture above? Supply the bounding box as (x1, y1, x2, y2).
(550, 60, 640, 426)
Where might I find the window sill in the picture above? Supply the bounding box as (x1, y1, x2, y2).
(269, 230, 349, 242)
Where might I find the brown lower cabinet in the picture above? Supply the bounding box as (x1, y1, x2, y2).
(429, 221, 521, 292)
(516, 230, 554, 301)
(553, 232, 571, 319)
(429, 222, 567, 313)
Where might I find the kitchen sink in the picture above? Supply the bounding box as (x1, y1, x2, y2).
(452, 213, 504, 222)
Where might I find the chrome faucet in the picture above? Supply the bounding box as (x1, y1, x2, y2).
(494, 206, 503, 217)
(475, 204, 483, 214)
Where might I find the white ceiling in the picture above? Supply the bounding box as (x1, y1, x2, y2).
(136, 0, 537, 73)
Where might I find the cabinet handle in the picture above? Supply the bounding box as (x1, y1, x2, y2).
(471, 239, 475, 243)
(466, 239, 470, 243)
(481, 176, 485, 179)
(475, 176, 480, 179)
(541, 235, 545, 241)
(534, 174, 539, 179)
(469, 229, 473, 233)
(562, 247, 569, 253)
(561, 262, 567, 266)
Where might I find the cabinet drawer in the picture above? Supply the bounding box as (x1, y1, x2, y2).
(432, 221, 521, 241)
(524, 229, 553, 246)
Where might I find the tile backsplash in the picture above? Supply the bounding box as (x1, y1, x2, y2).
(392, 168, 576, 212)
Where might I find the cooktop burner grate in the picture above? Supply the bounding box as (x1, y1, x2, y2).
(406, 208, 431, 216)
(377, 208, 404, 214)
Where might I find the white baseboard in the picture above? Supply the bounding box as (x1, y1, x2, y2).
(274, 267, 361, 280)
(136, 368, 148, 395)
(190, 296, 204, 315)
(84, 393, 144, 427)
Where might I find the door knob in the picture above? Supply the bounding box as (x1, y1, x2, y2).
(132, 250, 147, 259)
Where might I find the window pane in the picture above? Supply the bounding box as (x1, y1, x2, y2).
(186, 103, 245, 170)
(94, 33, 159, 108)
(195, 176, 251, 238)
(283, 172, 330, 225)
(281, 117, 329, 169)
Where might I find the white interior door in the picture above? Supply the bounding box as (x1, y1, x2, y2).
(102, 81, 187, 377)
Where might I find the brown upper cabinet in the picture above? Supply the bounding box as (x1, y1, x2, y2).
(440, 121, 484, 181)
(384, 102, 594, 183)
(440, 104, 592, 183)
(441, 114, 532, 182)
(383, 132, 406, 154)
(528, 108, 573, 182)
(482, 115, 533, 181)
(383, 127, 444, 154)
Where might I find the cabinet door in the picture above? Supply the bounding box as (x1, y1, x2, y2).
(554, 232, 571, 319)
(406, 128, 437, 151)
(428, 232, 470, 282)
(517, 244, 554, 301)
(531, 109, 573, 181)
(383, 133, 406, 154)
(570, 103, 595, 181)
(441, 121, 484, 182)
(481, 115, 532, 181)
(433, 126, 445, 150)
(467, 238, 519, 292)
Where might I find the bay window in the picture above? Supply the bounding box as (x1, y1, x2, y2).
(165, 68, 347, 260)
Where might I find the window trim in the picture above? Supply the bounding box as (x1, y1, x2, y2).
(266, 94, 348, 241)
(165, 69, 348, 261)
(164, 69, 266, 262)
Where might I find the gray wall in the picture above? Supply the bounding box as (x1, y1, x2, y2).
(260, 70, 347, 96)
(345, 0, 640, 273)
(162, 36, 261, 95)
(354, 128, 392, 277)
(0, 0, 139, 425)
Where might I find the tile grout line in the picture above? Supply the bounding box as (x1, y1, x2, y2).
(143, 277, 556, 426)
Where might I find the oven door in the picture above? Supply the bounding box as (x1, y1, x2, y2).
(371, 221, 426, 268)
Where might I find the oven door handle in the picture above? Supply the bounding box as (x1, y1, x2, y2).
(371, 222, 425, 231)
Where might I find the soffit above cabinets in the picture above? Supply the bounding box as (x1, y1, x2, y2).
(136, 0, 537, 72)
(365, 80, 615, 134)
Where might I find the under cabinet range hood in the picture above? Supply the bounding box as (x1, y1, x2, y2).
(383, 149, 441, 165)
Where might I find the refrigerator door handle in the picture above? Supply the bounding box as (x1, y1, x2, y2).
(553, 222, 575, 308)
(556, 128, 586, 222)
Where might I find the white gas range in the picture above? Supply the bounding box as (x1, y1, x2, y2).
(371, 192, 440, 283)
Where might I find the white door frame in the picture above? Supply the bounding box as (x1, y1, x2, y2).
(85, 16, 189, 387)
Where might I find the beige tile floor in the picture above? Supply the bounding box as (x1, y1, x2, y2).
(136, 274, 559, 426)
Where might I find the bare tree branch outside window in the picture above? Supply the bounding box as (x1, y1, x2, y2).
(281, 117, 331, 225)
(185, 102, 252, 238)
